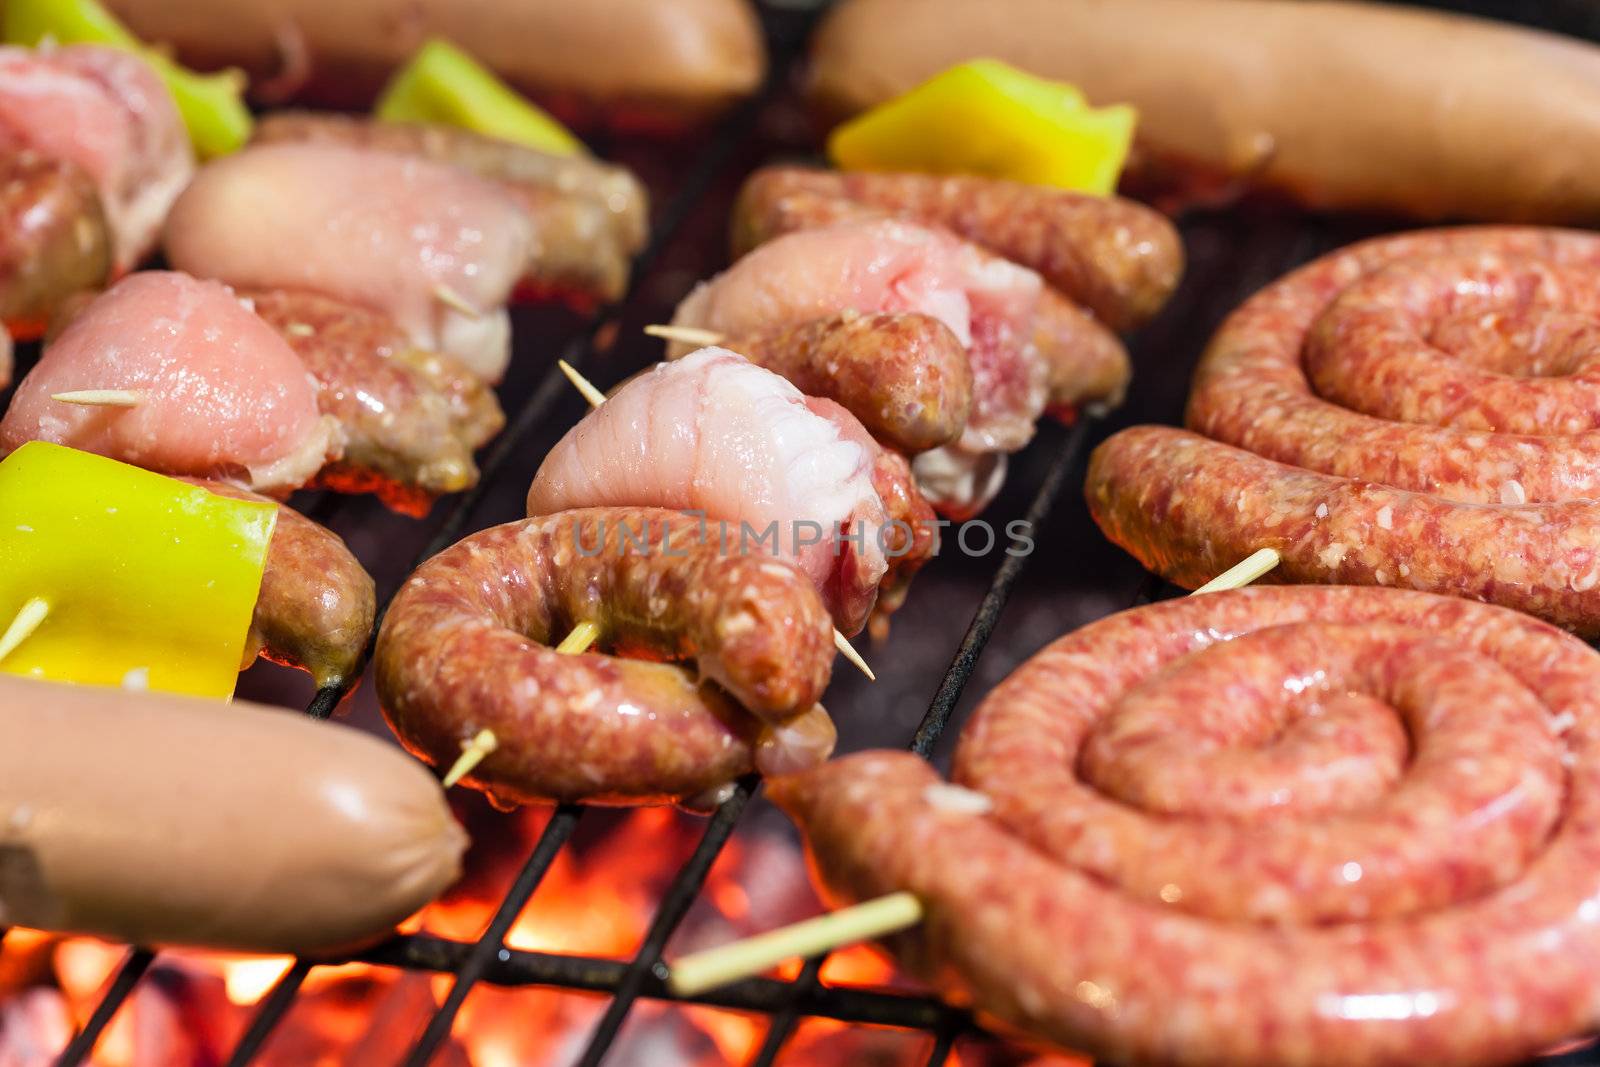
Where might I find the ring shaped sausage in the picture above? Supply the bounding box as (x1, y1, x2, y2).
(770, 586, 1600, 1067)
(1088, 227, 1600, 635)
(377, 507, 836, 806)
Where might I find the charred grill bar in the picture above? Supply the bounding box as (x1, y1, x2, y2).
(23, 2, 1600, 1067)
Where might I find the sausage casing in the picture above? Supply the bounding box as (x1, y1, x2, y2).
(193, 479, 376, 690)
(772, 586, 1600, 1067)
(1089, 227, 1600, 635)
(0, 153, 112, 341)
(734, 166, 1183, 332)
(0, 675, 464, 954)
(376, 508, 837, 806)
(723, 311, 972, 454)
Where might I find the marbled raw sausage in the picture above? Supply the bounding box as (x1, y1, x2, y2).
(376, 508, 837, 806)
(771, 586, 1600, 1067)
(1089, 227, 1600, 635)
(734, 166, 1183, 332)
(720, 310, 972, 454)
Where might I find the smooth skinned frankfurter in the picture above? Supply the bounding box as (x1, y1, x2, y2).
(103, 0, 766, 130)
(809, 0, 1600, 223)
(0, 674, 465, 954)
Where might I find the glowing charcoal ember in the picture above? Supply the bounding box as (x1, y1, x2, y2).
(0, 441, 275, 697)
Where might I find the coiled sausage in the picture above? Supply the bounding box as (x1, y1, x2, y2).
(376, 508, 837, 806)
(771, 586, 1600, 1067)
(1088, 227, 1600, 635)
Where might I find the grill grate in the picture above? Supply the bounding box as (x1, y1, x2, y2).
(19, 2, 1600, 1065)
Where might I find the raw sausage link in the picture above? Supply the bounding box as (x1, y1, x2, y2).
(247, 288, 504, 513)
(191, 479, 376, 690)
(253, 112, 644, 303)
(376, 507, 837, 806)
(770, 586, 1600, 1067)
(1089, 226, 1600, 634)
(727, 310, 972, 453)
(0, 152, 112, 341)
(733, 166, 1183, 331)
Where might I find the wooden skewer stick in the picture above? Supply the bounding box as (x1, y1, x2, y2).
(833, 630, 876, 682)
(441, 621, 598, 788)
(50, 390, 142, 407)
(643, 324, 724, 348)
(556, 619, 601, 655)
(557, 359, 876, 682)
(557, 359, 608, 408)
(441, 728, 498, 788)
(433, 284, 482, 319)
(664, 552, 1285, 994)
(667, 891, 923, 997)
(0, 598, 49, 665)
(1190, 547, 1282, 595)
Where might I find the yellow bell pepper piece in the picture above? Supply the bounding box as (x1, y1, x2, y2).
(0, 442, 276, 699)
(376, 38, 585, 157)
(827, 59, 1136, 196)
(3, 0, 253, 158)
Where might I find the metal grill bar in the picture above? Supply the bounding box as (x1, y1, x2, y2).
(355, 937, 953, 1028)
(402, 805, 582, 1065)
(55, 948, 153, 1067)
(222, 960, 312, 1067)
(747, 417, 1096, 1067)
(572, 778, 757, 1065)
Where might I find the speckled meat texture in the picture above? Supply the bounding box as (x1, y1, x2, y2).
(734, 167, 1183, 332)
(726, 310, 973, 454)
(1089, 226, 1600, 635)
(246, 288, 505, 514)
(0, 152, 111, 344)
(251, 112, 648, 305)
(190, 479, 375, 690)
(376, 508, 838, 807)
(770, 586, 1600, 1067)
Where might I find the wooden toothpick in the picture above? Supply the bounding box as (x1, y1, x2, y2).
(1190, 548, 1282, 595)
(441, 728, 498, 788)
(556, 619, 601, 655)
(50, 390, 142, 407)
(643, 324, 724, 348)
(0, 598, 49, 664)
(666, 891, 924, 997)
(556, 360, 876, 683)
(433, 284, 482, 319)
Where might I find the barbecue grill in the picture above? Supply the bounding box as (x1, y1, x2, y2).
(12, 1, 1600, 1064)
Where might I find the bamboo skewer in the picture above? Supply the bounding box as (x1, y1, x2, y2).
(50, 390, 142, 407)
(0, 598, 49, 665)
(662, 551, 1282, 994)
(441, 729, 498, 788)
(668, 891, 924, 997)
(557, 359, 875, 682)
(433, 284, 482, 319)
(643, 324, 724, 348)
(555, 619, 601, 655)
(833, 631, 876, 681)
(441, 621, 600, 788)
(1190, 548, 1281, 595)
